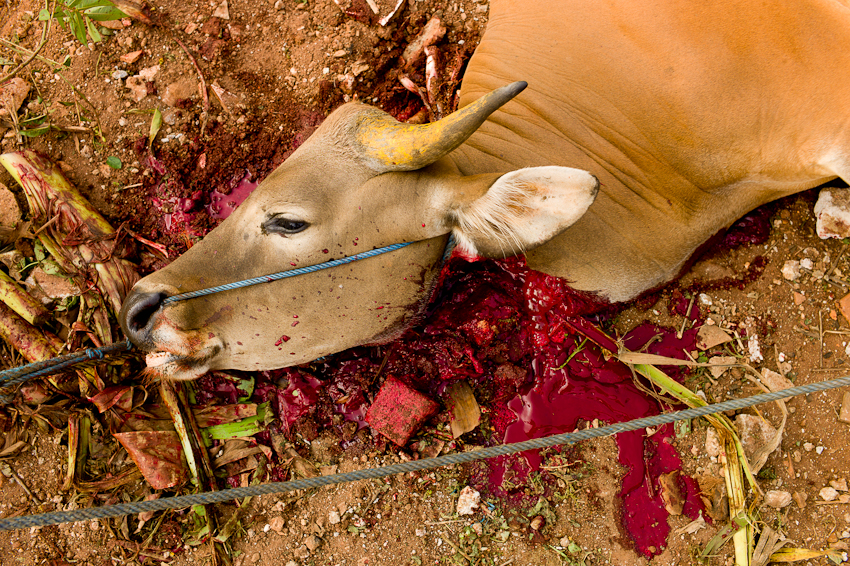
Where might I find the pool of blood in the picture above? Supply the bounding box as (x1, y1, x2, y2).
(255, 255, 704, 557)
(206, 174, 259, 220)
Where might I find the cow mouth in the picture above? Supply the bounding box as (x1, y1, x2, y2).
(143, 345, 222, 381)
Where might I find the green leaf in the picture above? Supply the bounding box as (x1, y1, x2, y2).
(20, 126, 52, 138)
(38, 9, 51, 20)
(148, 108, 162, 149)
(70, 12, 87, 43)
(85, 6, 126, 20)
(106, 156, 122, 169)
(85, 17, 102, 42)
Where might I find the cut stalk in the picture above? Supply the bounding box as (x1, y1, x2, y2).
(0, 270, 49, 325)
(0, 150, 139, 315)
(0, 301, 59, 363)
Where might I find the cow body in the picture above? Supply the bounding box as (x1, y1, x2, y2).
(458, 0, 850, 301)
(120, 0, 850, 380)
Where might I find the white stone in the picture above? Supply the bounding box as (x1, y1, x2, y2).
(781, 260, 801, 281)
(456, 486, 480, 515)
(815, 187, 850, 239)
(821, 487, 839, 502)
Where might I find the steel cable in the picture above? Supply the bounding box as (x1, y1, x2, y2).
(1, 373, 847, 532)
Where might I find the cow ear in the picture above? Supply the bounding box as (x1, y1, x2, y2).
(447, 166, 599, 258)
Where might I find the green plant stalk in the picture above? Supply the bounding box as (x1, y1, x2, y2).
(0, 270, 50, 325)
(0, 301, 60, 363)
(632, 362, 755, 565)
(0, 151, 139, 315)
(160, 381, 200, 489)
(631, 363, 760, 492)
(203, 404, 269, 441)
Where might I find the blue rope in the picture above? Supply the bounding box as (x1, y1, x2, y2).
(161, 241, 415, 305)
(0, 372, 847, 531)
(0, 340, 134, 389)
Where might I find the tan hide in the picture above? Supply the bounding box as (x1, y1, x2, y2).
(122, 0, 850, 379)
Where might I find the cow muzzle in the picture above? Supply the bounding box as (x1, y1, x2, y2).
(119, 289, 167, 349)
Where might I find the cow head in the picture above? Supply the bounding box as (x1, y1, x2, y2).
(119, 82, 599, 380)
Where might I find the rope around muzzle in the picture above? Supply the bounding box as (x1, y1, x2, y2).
(160, 241, 415, 305)
(0, 373, 848, 532)
(0, 240, 429, 393)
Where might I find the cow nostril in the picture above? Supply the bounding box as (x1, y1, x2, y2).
(119, 291, 167, 345)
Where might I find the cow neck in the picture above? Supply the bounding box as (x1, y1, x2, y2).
(160, 235, 457, 306)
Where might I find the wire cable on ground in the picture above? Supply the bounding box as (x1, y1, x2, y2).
(1, 373, 847, 532)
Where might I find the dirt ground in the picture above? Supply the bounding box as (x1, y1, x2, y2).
(0, 1, 848, 565)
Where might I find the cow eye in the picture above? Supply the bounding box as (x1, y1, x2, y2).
(263, 215, 309, 235)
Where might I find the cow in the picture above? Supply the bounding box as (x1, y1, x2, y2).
(120, 0, 850, 381)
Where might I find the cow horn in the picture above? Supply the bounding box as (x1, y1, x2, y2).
(354, 81, 528, 172)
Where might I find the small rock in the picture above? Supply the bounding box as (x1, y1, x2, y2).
(328, 510, 341, 525)
(304, 534, 321, 552)
(111, 70, 129, 80)
(839, 392, 850, 424)
(125, 76, 149, 101)
(821, 487, 839, 502)
(402, 16, 446, 66)
(800, 257, 814, 270)
(697, 325, 732, 350)
(138, 65, 160, 80)
(274, 0, 284, 9)
(760, 368, 794, 392)
(708, 355, 736, 379)
(351, 60, 370, 77)
(815, 187, 850, 239)
(118, 117, 128, 127)
(734, 414, 778, 472)
(764, 490, 792, 508)
(162, 78, 197, 107)
(831, 478, 849, 492)
(269, 516, 285, 534)
(456, 486, 480, 515)
(793, 291, 805, 305)
(415, 527, 426, 536)
(119, 50, 144, 64)
(704, 427, 722, 458)
(285, 562, 297, 566)
(365, 376, 439, 445)
(793, 491, 808, 509)
(213, 0, 230, 19)
(781, 260, 801, 281)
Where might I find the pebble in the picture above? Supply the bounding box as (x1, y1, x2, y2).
(804, 442, 815, 452)
(839, 392, 850, 424)
(793, 492, 808, 509)
(304, 534, 322, 551)
(456, 486, 480, 515)
(821, 487, 839, 502)
(118, 117, 128, 127)
(111, 70, 128, 80)
(328, 510, 341, 525)
(764, 490, 792, 508)
(800, 257, 814, 270)
(269, 516, 285, 533)
(831, 478, 849, 492)
(781, 260, 801, 281)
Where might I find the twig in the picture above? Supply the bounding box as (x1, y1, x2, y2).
(170, 34, 209, 136)
(7, 465, 42, 505)
(425, 518, 466, 526)
(441, 535, 473, 563)
(819, 310, 824, 369)
(0, 0, 55, 85)
(825, 243, 849, 279)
